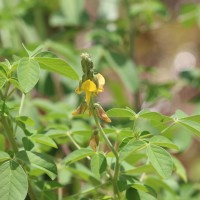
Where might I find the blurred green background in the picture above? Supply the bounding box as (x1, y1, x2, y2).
(0, 0, 200, 198)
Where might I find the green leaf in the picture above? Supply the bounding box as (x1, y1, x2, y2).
(178, 119, 200, 136)
(9, 77, 22, 90)
(0, 70, 7, 89)
(15, 116, 35, 126)
(118, 137, 134, 151)
(22, 137, 34, 151)
(173, 157, 187, 182)
(150, 136, 179, 150)
(46, 129, 67, 138)
(145, 177, 175, 194)
(138, 191, 157, 200)
(132, 183, 157, 198)
(138, 110, 171, 123)
(124, 164, 155, 175)
(17, 58, 40, 93)
(126, 187, 140, 200)
(67, 163, 100, 184)
(34, 57, 79, 80)
(31, 134, 58, 148)
(0, 151, 10, 162)
(65, 148, 95, 165)
(147, 144, 173, 178)
(107, 108, 136, 119)
(0, 161, 28, 200)
(173, 110, 188, 119)
(16, 150, 57, 180)
(90, 153, 107, 178)
(119, 139, 146, 161)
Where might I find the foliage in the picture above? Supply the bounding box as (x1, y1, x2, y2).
(0, 0, 200, 200)
(0, 48, 200, 199)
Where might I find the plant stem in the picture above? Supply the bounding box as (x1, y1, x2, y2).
(91, 101, 121, 199)
(28, 180, 37, 200)
(66, 132, 81, 150)
(19, 93, 26, 115)
(1, 117, 18, 153)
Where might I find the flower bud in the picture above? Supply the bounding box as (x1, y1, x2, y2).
(95, 104, 111, 123)
(81, 53, 93, 73)
(72, 101, 88, 116)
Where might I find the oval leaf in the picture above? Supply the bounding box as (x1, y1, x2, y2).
(17, 58, 40, 93)
(107, 108, 136, 119)
(150, 135, 179, 150)
(119, 139, 146, 161)
(0, 151, 10, 162)
(179, 120, 200, 137)
(90, 153, 107, 178)
(65, 148, 95, 165)
(34, 57, 79, 80)
(31, 134, 57, 148)
(16, 150, 57, 180)
(147, 144, 173, 178)
(0, 161, 28, 200)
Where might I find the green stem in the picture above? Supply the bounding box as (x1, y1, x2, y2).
(66, 132, 81, 150)
(19, 93, 25, 115)
(28, 180, 37, 200)
(91, 101, 121, 199)
(1, 117, 18, 153)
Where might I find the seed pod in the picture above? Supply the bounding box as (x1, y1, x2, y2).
(95, 104, 111, 123)
(89, 130, 99, 151)
(72, 101, 88, 116)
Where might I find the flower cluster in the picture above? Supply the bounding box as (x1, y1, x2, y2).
(72, 53, 111, 123)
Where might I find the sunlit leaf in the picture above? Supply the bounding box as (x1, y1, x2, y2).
(119, 139, 146, 161)
(147, 144, 173, 178)
(0, 151, 10, 162)
(31, 134, 58, 148)
(65, 148, 95, 165)
(173, 157, 187, 182)
(34, 57, 79, 80)
(17, 58, 40, 93)
(150, 135, 179, 150)
(107, 108, 136, 119)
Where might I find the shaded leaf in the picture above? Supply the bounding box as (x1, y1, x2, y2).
(91, 153, 107, 178)
(0, 161, 28, 200)
(16, 150, 57, 180)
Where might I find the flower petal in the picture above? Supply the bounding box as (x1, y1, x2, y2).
(81, 80, 97, 92)
(85, 91, 92, 104)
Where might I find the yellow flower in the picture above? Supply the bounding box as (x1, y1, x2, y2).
(76, 74, 105, 104)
